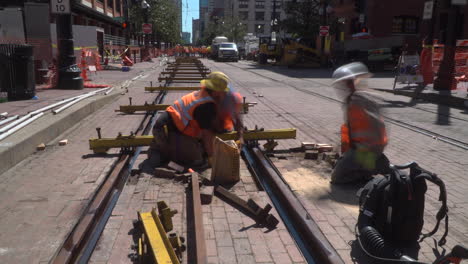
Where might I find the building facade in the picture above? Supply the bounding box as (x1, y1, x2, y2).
(182, 32, 191, 44)
(192, 18, 200, 44)
(331, 0, 467, 48)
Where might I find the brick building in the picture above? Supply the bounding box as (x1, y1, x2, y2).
(332, 0, 467, 49)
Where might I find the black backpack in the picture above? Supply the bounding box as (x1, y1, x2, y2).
(357, 162, 448, 247)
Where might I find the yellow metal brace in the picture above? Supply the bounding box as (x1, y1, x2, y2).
(138, 209, 180, 264)
(116, 103, 256, 114)
(145, 86, 200, 92)
(89, 128, 296, 154)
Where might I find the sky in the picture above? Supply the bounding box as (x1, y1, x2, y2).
(182, 0, 199, 40)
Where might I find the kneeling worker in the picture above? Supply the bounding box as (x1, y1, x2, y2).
(148, 71, 244, 167)
(331, 62, 389, 184)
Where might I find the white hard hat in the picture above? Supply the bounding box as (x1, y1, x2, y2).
(332, 62, 372, 84)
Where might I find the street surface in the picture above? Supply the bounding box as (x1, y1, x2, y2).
(0, 58, 466, 264)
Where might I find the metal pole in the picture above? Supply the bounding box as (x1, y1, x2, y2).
(320, 0, 328, 66)
(434, 4, 460, 90)
(56, 13, 83, 90)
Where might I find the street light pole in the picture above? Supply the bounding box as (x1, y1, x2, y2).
(56, 12, 83, 90)
(434, 3, 460, 90)
(142, 0, 150, 61)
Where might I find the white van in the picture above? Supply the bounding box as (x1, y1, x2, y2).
(217, 42, 239, 62)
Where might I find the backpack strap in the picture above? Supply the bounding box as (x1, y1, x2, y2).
(415, 172, 449, 246)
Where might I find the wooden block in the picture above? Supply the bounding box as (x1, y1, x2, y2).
(317, 144, 334, 152)
(154, 167, 176, 178)
(59, 139, 68, 146)
(167, 161, 185, 173)
(304, 150, 319, 160)
(301, 142, 317, 150)
(200, 185, 214, 204)
(36, 143, 46, 151)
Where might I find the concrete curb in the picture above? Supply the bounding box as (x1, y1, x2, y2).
(0, 91, 121, 176)
(375, 88, 468, 109)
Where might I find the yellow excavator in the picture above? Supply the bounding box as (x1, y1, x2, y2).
(257, 36, 321, 67)
(257, 37, 282, 64)
(280, 38, 321, 67)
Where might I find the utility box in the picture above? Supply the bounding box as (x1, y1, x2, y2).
(0, 44, 36, 101)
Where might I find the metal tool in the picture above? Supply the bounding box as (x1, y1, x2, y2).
(137, 208, 181, 264)
(214, 185, 279, 229)
(115, 102, 256, 114)
(145, 86, 200, 92)
(89, 128, 296, 154)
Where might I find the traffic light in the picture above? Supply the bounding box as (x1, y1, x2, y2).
(122, 21, 128, 29)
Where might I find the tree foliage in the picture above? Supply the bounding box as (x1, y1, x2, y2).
(280, 0, 321, 38)
(129, 0, 181, 44)
(201, 17, 247, 45)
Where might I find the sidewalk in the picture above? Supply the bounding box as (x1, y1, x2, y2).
(371, 77, 468, 110)
(0, 60, 166, 263)
(0, 61, 160, 175)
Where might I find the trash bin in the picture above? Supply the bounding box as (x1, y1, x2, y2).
(0, 44, 36, 101)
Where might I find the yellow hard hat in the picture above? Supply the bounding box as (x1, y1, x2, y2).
(200, 71, 230, 92)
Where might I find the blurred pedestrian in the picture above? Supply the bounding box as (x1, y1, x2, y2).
(331, 62, 390, 184)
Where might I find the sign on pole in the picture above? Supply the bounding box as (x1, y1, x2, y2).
(423, 1, 433, 20)
(319, 26, 329, 37)
(51, 0, 71, 14)
(142, 23, 152, 34)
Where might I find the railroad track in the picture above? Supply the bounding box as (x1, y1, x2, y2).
(225, 62, 468, 151)
(51, 65, 169, 264)
(51, 57, 345, 264)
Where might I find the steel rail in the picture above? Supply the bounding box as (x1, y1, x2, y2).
(242, 145, 345, 264)
(51, 70, 169, 264)
(188, 171, 207, 264)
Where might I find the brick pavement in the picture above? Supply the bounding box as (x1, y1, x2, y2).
(88, 77, 307, 264)
(206, 60, 468, 263)
(89, 159, 307, 264)
(0, 60, 165, 263)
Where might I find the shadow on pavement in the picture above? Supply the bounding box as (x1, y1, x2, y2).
(312, 182, 362, 206)
(436, 90, 452, 126)
(240, 62, 396, 79)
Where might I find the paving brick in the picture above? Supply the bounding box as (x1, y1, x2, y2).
(265, 232, 286, 253)
(215, 231, 234, 247)
(247, 228, 264, 245)
(212, 206, 226, 219)
(226, 211, 243, 224)
(206, 239, 218, 257)
(271, 252, 292, 264)
(218, 246, 237, 264)
(251, 243, 273, 263)
(234, 238, 253, 255)
(285, 244, 305, 263)
(208, 256, 219, 264)
(236, 254, 256, 264)
(229, 223, 249, 239)
(213, 217, 229, 232)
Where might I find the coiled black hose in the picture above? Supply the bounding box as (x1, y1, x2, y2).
(359, 226, 399, 259)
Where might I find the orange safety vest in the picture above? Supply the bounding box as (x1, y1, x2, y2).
(166, 90, 215, 138)
(219, 92, 243, 131)
(341, 103, 387, 153)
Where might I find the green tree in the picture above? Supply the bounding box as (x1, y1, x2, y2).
(280, 0, 321, 38)
(201, 17, 247, 45)
(222, 17, 247, 43)
(130, 0, 181, 44)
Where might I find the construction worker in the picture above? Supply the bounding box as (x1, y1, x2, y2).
(148, 71, 244, 168)
(331, 62, 390, 184)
